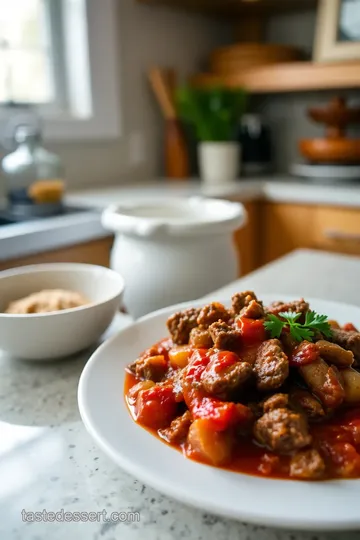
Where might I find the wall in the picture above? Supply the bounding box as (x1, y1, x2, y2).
(48, 1, 230, 190)
(255, 10, 360, 173)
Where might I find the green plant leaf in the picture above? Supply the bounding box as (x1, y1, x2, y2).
(175, 86, 247, 142)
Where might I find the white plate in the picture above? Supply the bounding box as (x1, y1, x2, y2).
(78, 295, 360, 531)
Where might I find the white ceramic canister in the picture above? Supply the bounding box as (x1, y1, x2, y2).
(101, 197, 247, 318)
(198, 142, 241, 186)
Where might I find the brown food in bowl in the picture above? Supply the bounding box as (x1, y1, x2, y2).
(5, 289, 89, 314)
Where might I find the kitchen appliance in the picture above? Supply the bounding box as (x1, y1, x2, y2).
(0, 205, 92, 227)
(102, 197, 246, 318)
(238, 114, 272, 176)
(2, 122, 65, 220)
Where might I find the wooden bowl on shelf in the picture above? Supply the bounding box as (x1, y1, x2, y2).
(210, 43, 303, 75)
(299, 139, 360, 163)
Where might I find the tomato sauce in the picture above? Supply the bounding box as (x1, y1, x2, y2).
(125, 369, 360, 480)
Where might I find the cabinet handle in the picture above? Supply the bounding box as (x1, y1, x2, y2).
(324, 229, 360, 242)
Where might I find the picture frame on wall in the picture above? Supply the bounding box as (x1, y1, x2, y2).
(314, 0, 360, 62)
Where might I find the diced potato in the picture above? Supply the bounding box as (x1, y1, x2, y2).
(128, 380, 155, 403)
(187, 418, 233, 466)
(328, 320, 341, 330)
(299, 358, 329, 392)
(341, 368, 360, 404)
(169, 346, 193, 369)
(315, 340, 354, 368)
(299, 358, 345, 408)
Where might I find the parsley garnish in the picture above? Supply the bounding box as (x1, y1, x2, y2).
(264, 310, 333, 342)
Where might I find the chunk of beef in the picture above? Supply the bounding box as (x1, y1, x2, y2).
(254, 339, 289, 391)
(299, 358, 345, 409)
(208, 321, 241, 351)
(200, 360, 252, 399)
(315, 340, 354, 367)
(262, 393, 289, 413)
(253, 408, 311, 454)
(330, 329, 360, 366)
(134, 355, 167, 382)
(159, 411, 192, 444)
(240, 299, 265, 319)
(289, 388, 325, 420)
(290, 449, 326, 480)
(167, 308, 200, 345)
(232, 291, 259, 316)
(197, 302, 231, 328)
(266, 299, 309, 322)
(189, 327, 213, 349)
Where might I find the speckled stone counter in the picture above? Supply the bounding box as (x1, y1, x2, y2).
(2, 249, 360, 540)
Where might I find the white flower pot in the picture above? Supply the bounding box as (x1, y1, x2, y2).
(102, 197, 247, 318)
(198, 142, 241, 186)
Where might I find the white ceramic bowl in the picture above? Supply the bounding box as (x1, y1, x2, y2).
(0, 263, 124, 360)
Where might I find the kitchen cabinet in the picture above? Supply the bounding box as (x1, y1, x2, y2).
(0, 237, 114, 272)
(233, 202, 260, 276)
(260, 203, 315, 264)
(261, 203, 360, 265)
(313, 207, 360, 256)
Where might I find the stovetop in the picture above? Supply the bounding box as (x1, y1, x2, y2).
(0, 205, 94, 227)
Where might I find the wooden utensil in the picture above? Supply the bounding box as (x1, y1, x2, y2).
(148, 67, 190, 179)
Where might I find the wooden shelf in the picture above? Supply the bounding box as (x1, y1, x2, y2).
(137, 0, 316, 17)
(191, 62, 360, 94)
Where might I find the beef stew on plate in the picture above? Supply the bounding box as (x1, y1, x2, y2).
(125, 292, 360, 480)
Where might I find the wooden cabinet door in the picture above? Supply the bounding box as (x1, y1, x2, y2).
(233, 201, 260, 276)
(262, 203, 360, 265)
(313, 207, 360, 255)
(261, 203, 316, 264)
(0, 237, 114, 272)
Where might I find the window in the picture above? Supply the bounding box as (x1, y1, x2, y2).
(0, 0, 54, 104)
(0, 0, 121, 140)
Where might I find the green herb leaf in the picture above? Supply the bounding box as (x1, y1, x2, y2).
(279, 311, 302, 322)
(304, 311, 333, 338)
(264, 310, 333, 343)
(264, 314, 285, 338)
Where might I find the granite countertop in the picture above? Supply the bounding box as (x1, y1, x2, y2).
(2, 248, 360, 540)
(3, 175, 360, 261)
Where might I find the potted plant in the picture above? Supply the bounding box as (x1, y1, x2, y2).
(176, 87, 247, 185)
